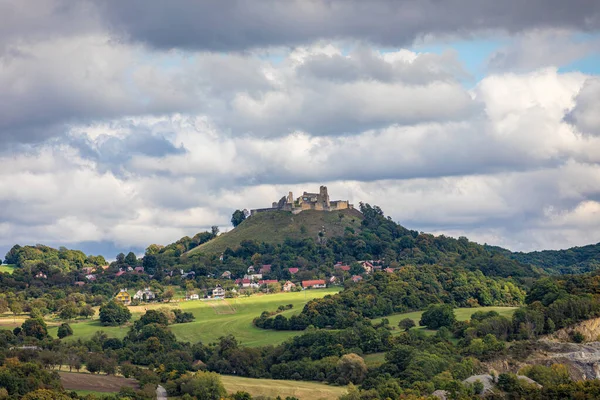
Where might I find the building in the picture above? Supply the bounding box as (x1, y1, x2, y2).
(283, 281, 296, 292)
(329, 276, 338, 284)
(302, 279, 326, 289)
(213, 285, 226, 298)
(134, 266, 145, 274)
(259, 279, 278, 286)
(115, 270, 126, 277)
(334, 264, 350, 272)
(133, 287, 156, 301)
(81, 267, 94, 274)
(85, 274, 96, 281)
(351, 275, 363, 283)
(189, 293, 200, 300)
(384, 268, 395, 274)
(244, 273, 262, 280)
(259, 264, 272, 274)
(115, 289, 131, 305)
(251, 186, 353, 215)
(221, 271, 232, 279)
(288, 267, 299, 275)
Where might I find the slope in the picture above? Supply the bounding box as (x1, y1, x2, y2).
(190, 208, 364, 255)
(487, 242, 600, 275)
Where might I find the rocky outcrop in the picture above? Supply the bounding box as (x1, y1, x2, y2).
(528, 340, 600, 380)
(549, 318, 600, 343)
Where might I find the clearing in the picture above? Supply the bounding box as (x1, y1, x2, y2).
(46, 288, 340, 346)
(220, 375, 347, 400)
(0, 264, 16, 274)
(59, 371, 137, 393)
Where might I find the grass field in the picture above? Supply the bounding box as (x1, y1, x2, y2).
(372, 306, 517, 336)
(220, 375, 347, 400)
(0, 264, 15, 274)
(45, 288, 339, 346)
(190, 209, 363, 255)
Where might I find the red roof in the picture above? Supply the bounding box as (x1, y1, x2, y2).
(115, 270, 126, 277)
(241, 279, 251, 284)
(259, 265, 272, 273)
(384, 268, 395, 273)
(351, 275, 363, 282)
(335, 265, 350, 271)
(302, 279, 326, 287)
(288, 267, 299, 274)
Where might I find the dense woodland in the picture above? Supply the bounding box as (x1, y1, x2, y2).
(3, 204, 600, 399)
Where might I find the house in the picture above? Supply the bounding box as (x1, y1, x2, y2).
(329, 276, 338, 284)
(351, 275, 363, 283)
(283, 281, 296, 292)
(238, 279, 258, 289)
(288, 267, 299, 275)
(244, 273, 262, 281)
(219, 253, 224, 262)
(133, 287, 156, 301)
(189, 293, 199, 300)
(74, 281, 85, 287)
(101, 265, 110, 270)
(247, 266, 255, 274)
(302, 279, 326, 289)
(259, 279, 278, 286)
(115, 270, 126, 277)
(361, 261, 374, 274)
(134, 266, 145, 274)
(85, 274, 96, 281)
(81, 267, 94, 274)
(259, 264, 272, 274)
(35, 272, 47, 279)
(384, 268, 395, 274)
(213, 285, 226, 298)
(115, 289, 131, 305)
(221, 271, 232, 279)
(334, 264, 350, 272)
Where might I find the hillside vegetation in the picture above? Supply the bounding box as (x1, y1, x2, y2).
(488, 242, 600, 275)
(190, 208, 364, 255)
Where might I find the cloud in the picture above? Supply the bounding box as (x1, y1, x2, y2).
(94, 0, 600, 51)
(565, 78, 600, 136)
(487, 30, 600, 72)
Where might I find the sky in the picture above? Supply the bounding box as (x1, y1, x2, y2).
(1, 0, 600, 258)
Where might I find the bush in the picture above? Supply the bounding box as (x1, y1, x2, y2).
(399, 318, 416, 331)
(571, 331, 585, 343)
(99, 300, 131, 326)
(57, 323, 73, 339)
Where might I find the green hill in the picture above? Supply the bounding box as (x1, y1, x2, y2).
(190, 208, 364, 255)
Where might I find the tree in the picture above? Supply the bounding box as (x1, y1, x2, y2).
(57, 323, 73, 339)
(79, 304, 95, 319)
(399, 318, 416, 331)
(142, 254, 159, 275)
(162, 288, 175, 302)
(21, 389, 70, 400)
(59, 303, 79, 320)
(211, 226, 220, 236)
(419, 304, 456, 329)
(116, 253, 125, 264)
(21, 318, 48, 339)
(337, 353, 368, 384)
(180, 371, 227, 400)
(99, 300, 131, 326)
(125, 252, 137, 266)
(231, 210, 246, 227)
(10, 302, 22, 321)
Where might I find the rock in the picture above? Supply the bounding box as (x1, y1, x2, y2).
(432, 390, 448, 400)
(463, 374, 495, 395)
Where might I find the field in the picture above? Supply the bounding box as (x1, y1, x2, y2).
(221, 375, 347, 400)
(190, 209, 363, 255)
(0, 264, 15, 274)
(372, 306, 517, 336)
(46, 288, 340, 346)
(59, 371, 137, 393)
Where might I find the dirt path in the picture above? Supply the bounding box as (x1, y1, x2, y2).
(59, 371, 138, 392)
(207, 299, 236, 314)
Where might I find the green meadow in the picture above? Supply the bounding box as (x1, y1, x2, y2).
(0, 264, 16, 274)
(47, 288, 340, 346)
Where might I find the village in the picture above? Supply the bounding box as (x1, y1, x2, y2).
(102, 259, 389, 306)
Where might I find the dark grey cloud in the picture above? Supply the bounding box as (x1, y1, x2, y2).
(96, 0, 600, 51)
(565, 78, 600, 136)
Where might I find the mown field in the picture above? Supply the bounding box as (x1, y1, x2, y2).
(44, 288, 340, 346)
(221, 375, 347, 400)
(0, 264, 15, 274)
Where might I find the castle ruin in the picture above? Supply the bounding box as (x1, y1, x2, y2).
(251, 186, 353, 215)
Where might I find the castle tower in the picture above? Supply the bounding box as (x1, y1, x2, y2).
(287, 192, 294, 204)
(319, 186, 330, 208)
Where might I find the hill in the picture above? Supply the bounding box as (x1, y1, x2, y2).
(190, 208, 364, 255)
(487, 242, 600, 275)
